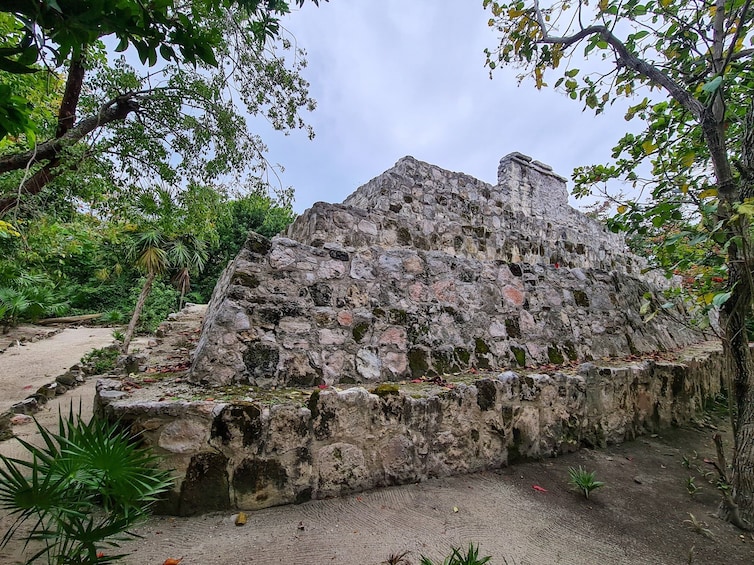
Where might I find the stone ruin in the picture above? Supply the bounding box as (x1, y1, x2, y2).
(96, 153, 722, 515)
(190, 153, 702, 388)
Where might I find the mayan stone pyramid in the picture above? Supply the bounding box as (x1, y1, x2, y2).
(189, 153, 703, 388)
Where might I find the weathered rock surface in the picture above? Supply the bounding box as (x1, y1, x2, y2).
(97, 342, 724, 515)
(190, 154, 704, 387)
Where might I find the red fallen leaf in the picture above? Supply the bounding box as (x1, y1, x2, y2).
(23, 385, 33, 390)
(532, 485, 548, 493)
(555, 262, 560, 268)
(205, 397, 215, 401)
(142, 377, 157, 383)
(318, 384, 328, 389)
(163, 559, 183, 565)
(410, 379, 423, 383)
(97, 552, 105, 559)
(356, 496, 363, 502)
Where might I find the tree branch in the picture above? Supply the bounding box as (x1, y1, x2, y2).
(530, 0, 705, 121)
(0, 95, 139, 175)
(56, 54, 86, 138)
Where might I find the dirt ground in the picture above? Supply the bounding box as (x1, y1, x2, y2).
(0, 313, 753, 565)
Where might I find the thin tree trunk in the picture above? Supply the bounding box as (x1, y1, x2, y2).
(720, 101, 754, 529)
(121, 272, 156, 354)
(719, 248, 754, 529)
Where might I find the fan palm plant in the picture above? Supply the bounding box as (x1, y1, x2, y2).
(120, 192, 208, 353)
(0, 408, 172, 564)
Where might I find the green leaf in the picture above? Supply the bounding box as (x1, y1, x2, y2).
(712, 291, 731, 307)
(701, 76, 723, 93)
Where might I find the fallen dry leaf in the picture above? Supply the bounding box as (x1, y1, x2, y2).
(235, 512, 247, 526)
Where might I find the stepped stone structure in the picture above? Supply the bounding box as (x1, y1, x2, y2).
(190, 153, 704, 388)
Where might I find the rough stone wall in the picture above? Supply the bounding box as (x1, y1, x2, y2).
(98, 343, 724, 515)
(190, 154, 703, 388)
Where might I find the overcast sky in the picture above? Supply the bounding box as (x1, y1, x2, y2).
(255, 0, 636, 213)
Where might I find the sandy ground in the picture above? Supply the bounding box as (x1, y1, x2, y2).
(0, 326, 115, 413)
(0, 318, 752, 565)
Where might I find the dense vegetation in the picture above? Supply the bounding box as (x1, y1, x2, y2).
(0, 188, 294, 334)
(0, 0, 314, 336)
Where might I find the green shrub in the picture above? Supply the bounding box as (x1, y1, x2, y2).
(100, 310, 126, 324)
(0, 272, 69, 331)
(420, 543, 492, 565)
(568, 465, 605, 499)
(0, 408, 173, 564)
(81, 347, 119, 374)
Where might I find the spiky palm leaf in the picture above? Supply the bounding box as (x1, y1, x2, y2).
(0, 407, 173, 564)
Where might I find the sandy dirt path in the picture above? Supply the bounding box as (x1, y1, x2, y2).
(123, 471, 659, 565)
(0, 326, 115, 413)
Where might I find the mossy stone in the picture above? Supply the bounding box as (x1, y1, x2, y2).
(475, 379, 497, 411)
(547, 346, 565, 365)
(397, 227, 412, 246)
(454, 347, 471, 366)
(352, 321, 370, 343)
(243, 343, 279, 378)
(574, 290, 590, 307)
(474, 338, 490, 355)
(563, 341, 578, 361)
(232, 458, 288, 501)
(511, 346, 526, 367)
(408, 348, 429, 377)
(371, 383, 400, 397)
(505, 318, 521, 339)
(178, 452, 230, 516)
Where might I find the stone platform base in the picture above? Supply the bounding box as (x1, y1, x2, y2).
(95, 342, 724, 516)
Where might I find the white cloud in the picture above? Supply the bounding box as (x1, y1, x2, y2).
(255, 1, 645, 212)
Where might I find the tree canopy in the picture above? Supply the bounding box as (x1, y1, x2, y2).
(0, 0, 324, 214)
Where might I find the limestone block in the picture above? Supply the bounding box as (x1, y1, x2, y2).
(158, 419, 209, 454)
(315, 442, 370, 498)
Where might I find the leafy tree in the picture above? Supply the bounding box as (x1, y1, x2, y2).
(120, 188, 209, 352)
(484, 0, 754, 527)
(192, 184, 296, 300)
(0, 0, 324, 214)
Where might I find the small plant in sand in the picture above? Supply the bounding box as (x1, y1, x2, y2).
(420, 543, 492, 565)
(683, 513, 714, 539)
(568, 466, 605, 499)
(685, 476, 702, 496)
(383, 550, 412, 565)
